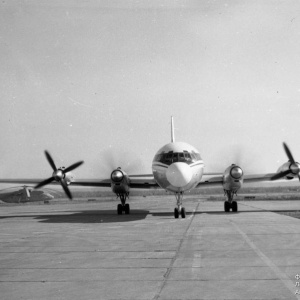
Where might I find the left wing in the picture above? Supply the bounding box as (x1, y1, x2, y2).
(0, 176, 160, 189)
(128, 177, 159, 189)
(71, 178, 160, 189)
(0, 179, 54, 185)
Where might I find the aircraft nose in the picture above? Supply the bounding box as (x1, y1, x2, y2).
(166, 162, 192, 188)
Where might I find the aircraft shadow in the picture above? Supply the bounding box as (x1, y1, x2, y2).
(0, 210, 150, 224)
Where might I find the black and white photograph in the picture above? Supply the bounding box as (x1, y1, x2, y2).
(1, 1, 300, 299)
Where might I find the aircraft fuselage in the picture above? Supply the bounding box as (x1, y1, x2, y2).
(152, 142, 204, 193)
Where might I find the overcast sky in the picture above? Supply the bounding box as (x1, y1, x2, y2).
(1, 0, 300, 180)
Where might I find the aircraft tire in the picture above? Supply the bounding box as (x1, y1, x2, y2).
(174, 208, 179, 219)
(224, 201, 230, 212)
(117, 204, 123, 215)
(181, 207, 186, 218)
(232, 201, 238, 212)
(124, 203, 130, 215)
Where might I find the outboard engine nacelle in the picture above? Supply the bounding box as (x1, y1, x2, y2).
(276, 161, 300, 180)
(271, 143, 300, 182)
(56, 167, 75, 185)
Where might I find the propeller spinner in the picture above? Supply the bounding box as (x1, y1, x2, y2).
(271, 143, 300, 181)
(35, 151, 84, 199)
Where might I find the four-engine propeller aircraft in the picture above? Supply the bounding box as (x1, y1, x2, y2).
(0, 117, 298, 218)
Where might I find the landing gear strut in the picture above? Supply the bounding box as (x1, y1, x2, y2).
(117, 193, 130, 215)
(224, 190, 238, 212)
(174, 192, 186, 219)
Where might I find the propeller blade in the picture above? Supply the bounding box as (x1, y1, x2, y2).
(45, 151, 57, 171)
(35, 177, 55, 189)
(60, 180, 72, 200)
(271, 170, 290, 181)
(283, 142, 295, 164)
(99, 148, 146, 177)
(63, 161, 84, 174)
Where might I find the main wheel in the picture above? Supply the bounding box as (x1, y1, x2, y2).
(232, 201, 238, 212)
(124, 203, 130, 215)
(117, 204, 123, 215)
(224, 201, 230, 212)
(181, 207, 186, 218)
(174, 207, 179, 219)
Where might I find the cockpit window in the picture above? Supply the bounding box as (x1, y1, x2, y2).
(183, 151, 192, 162)
(154, 150, 201, 165)
(165, 152, 173, 164)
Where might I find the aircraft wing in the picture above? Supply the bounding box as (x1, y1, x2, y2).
(0, 177, 159, 189)
(0, 178, 111, 187)
(128, 178, 160, 189)
(196, 173, 277, 187)
(69, 179, 111, 187)
(196, 175, 223, 186)
(243, 173, 277, 183)
(0, 179, 52, 185)
(65, 178, 160, 189)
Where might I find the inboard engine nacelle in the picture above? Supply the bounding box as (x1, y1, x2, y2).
(110, 167, 130, 195)
(223, 164, 244, 191)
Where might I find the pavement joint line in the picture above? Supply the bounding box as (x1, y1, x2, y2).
(239, 202, 282, 213)
(230, 219, 300, 300)
(152, 202, 200, 300)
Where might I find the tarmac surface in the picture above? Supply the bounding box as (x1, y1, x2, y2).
(1, 196, 300, 300)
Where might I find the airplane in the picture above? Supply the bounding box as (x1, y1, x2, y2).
(0, 185, 56, 203)
(0, 117, 298, 218)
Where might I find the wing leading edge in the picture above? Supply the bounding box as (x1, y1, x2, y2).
(71, 178, 159, 189)
(196, 173, 277, 187)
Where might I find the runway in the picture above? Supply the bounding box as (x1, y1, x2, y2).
(1, 196, 300, 300)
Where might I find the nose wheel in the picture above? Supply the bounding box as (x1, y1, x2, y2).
(174, 192, 186, 218)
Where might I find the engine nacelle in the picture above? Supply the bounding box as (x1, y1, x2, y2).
(223, 164, 244, 191)
(57, 167, 75, 185)
(110, 167, 130, 195)
(64, 172, 75, 185)
(276, 161, 300, 180)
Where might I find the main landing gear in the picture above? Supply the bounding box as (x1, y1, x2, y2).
(174, 192, 186, 219)
(117, 194, 130, 215)
(224, 190, 238, 212)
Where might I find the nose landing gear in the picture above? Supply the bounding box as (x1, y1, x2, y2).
(174, 192, 186, 218)
(224, 190, 238, 212)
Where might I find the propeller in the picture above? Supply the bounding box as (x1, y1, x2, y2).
(271, 142, 300, 181)
(98, 148, 145, 177)
(35, 151, 84, 199)
(206, 145, 260, 174)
